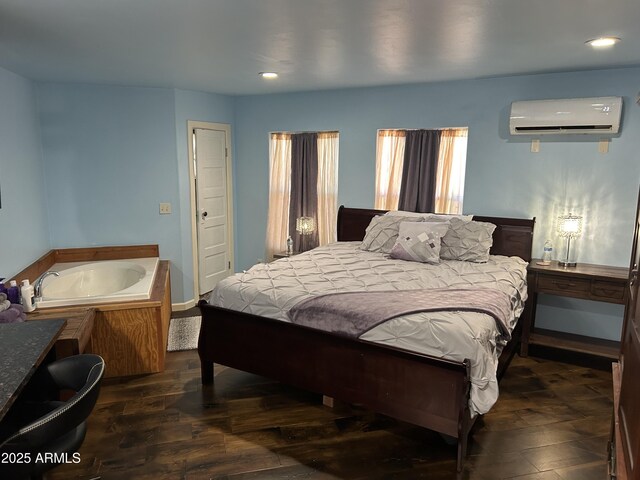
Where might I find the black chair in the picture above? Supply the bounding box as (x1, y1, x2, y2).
(0, 354, 105, 480)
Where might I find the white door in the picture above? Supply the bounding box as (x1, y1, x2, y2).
(194, 128, 232, 294)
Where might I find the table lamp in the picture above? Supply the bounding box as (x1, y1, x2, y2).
(296, 216, 316, 252)
(557, 213, 583, 267)
(296, 216, 316, 236)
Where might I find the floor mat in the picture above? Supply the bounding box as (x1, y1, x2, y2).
(167, 315, 201, 351)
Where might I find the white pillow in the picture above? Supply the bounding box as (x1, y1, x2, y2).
(440, 218, 496, 263)
(389, 221, 450, 264)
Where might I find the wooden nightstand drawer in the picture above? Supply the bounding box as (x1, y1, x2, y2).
(591, 280, 625, 301)
(537, 274, 590, 294)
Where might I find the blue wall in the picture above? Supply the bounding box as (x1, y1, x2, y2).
(34, 85, 236, 304)
(173, 89, 235, 302)
(37, 83, 183, 300)
(0, 67, 50, 279)
(234, 67, 640, 340)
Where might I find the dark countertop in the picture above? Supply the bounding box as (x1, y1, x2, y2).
(0, 319, 66, 420)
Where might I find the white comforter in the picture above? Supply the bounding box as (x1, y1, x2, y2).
(209, 242, 528, 415)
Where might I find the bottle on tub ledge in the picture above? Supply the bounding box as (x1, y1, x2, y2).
(7, 280, 20, 305)
(21, 279, 36, 313)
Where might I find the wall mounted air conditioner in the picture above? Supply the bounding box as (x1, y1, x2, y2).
(509, 96, 622, 135)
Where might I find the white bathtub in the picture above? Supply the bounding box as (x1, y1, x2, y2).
(35, 257, 159, 308)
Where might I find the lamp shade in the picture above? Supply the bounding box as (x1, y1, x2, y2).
(296, 216, 316, 235)
(557, 213, 583, 238)
(557, 213, 583, 267)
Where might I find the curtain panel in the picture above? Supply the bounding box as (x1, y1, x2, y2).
(398, 130, 442, 213)
(289, 132, 319, 252)
(374, 130, 406, 211)
(316, 132, 339, 246)
(435, 128, 467, 214)
(265, 133, 292, 259)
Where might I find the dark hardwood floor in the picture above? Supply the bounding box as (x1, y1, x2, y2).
(49, 350, 613, 480)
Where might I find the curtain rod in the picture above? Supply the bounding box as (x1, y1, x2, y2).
(378, 127, 468, 131)
(269, 130, 339, 135)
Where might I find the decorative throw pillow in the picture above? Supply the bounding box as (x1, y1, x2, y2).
(390, 222, 450, 264)
(440, 217, 497, 263)
(360, 215, 426, 254)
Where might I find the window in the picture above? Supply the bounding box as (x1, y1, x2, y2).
(265, 131, 339, 259)
(375, 128, 468, 214)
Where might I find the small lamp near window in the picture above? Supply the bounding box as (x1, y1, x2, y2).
(296, 216, 316, 252)
(296, 216, 316, 236)
(557, 213, 583, 267)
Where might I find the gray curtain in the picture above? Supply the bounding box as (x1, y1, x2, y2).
(398, 130, 442, 213)
(289, 132, 319, 252)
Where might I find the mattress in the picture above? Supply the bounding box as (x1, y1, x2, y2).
(209, 242, 528, 415)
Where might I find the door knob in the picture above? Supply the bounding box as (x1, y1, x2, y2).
(201, 211, 208, 220)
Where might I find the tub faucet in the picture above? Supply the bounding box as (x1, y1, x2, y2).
(34, 271, 60, 299)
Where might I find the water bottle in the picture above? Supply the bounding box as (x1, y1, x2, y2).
(540, 240, 553, 265)
(286, 236, 293, 255)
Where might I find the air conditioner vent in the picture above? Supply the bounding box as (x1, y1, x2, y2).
(514, 125, 614, 133)
(510, 97, 622, 135)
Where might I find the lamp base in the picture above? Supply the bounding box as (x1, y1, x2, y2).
(558, 260, 577, 268)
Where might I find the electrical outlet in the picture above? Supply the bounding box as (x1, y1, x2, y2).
(159, 203, 172, 214)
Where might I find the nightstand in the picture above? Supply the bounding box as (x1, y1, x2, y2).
(520, 259, 628, 360)
(273, 251, 300, 260)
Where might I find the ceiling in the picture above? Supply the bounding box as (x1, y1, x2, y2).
(0, 0, 639, 95)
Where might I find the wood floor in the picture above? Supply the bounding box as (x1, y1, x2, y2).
(49, 350, 613, 480)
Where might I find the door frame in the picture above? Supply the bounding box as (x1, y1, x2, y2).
(187, 121, 234, 301)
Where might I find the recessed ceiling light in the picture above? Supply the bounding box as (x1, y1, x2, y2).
(259, 72, 278, 79)
(586, 37, 620, 48)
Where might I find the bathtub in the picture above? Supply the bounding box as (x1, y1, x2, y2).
(35, 257, 159, 308)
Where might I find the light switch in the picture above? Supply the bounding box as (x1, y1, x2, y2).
(159, 203, 172, 214)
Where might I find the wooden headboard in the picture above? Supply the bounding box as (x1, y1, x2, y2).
(336, 206, 535, 262)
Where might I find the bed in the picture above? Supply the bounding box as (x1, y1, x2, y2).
(198, 206, 535, 473)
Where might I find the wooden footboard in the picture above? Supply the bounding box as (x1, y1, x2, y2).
(198, 302, 475, 471)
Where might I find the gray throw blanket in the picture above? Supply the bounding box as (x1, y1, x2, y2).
(288, 288, 513, 340)
(0, 303, 26, 323)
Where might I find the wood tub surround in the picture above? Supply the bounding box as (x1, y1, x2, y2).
(11, 245, 171, 378)
(27, 307, 96, 359)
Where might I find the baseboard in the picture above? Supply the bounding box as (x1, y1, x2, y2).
(171, 299, 197, 311)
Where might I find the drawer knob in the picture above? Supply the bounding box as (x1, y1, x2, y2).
(553, 281, 576, 289)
